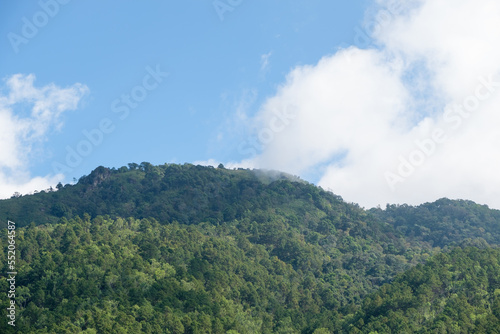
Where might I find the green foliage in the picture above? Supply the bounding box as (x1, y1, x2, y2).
(1, 216, 344, 333)
(371, 198, 500, 247)
(0, 164, 309, 228)
(1, 163, 500, 332)
(347, 247, 500, 333)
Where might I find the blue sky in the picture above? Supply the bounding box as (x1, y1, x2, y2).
(1, 0, 367, 178)
(2, 0, 500, 209)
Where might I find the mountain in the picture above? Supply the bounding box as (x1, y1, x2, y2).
(0, 163, 309, 228)
(0, 163, 499, 333)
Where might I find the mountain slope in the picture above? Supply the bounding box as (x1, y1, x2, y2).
(0, 163, 323, 228)
(346, 247, 500, 333)
(370, 198, 500, 247)
(1, 163, 500, 333)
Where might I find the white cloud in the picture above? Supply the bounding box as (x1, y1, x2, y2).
(234, 0, 500, 209)
(0, 74, 88, 199)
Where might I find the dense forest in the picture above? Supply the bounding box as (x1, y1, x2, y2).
(1, 163, 499, 333)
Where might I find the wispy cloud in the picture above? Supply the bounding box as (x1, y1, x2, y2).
(193, 158, 257, 170)
(209, 89, 258, 158)
(260, 51, 272, 74)
(0, 74, 88, 198)
(229, 0, 500, 209)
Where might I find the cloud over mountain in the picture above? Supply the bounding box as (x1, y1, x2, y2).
(242, 0, 500, 208)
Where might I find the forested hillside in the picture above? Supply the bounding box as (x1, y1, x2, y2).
(346, 247, 500, 333)
(1, 163, 499, 333)
(370, 199, 500, 248)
